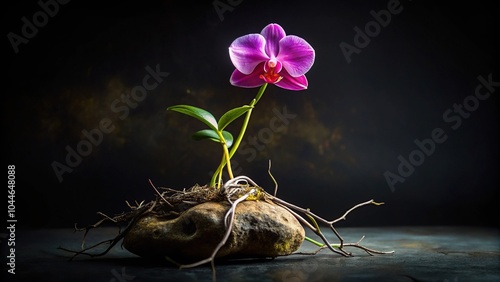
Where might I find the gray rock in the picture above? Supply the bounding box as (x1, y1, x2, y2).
(123, 201, 305, 263)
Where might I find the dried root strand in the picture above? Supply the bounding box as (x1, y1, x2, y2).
(59, 181, 226, 261)
(149, 179, 173, 208)
(58, 201, 154, 260)
(268, 195, 393, 257)
(298, 235, 394, 256)
(177, 179, 259, 282)
(265, 164, 392, 256)
(60, 174, 392, 282)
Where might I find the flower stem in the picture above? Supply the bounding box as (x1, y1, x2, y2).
(222, 143, 234, 179)
(211, 158, 225, 187)
(209, 131, 235, 187)
(229, 83, 268, 158)
(253, 83, 268, 105)
(209, 83, 268, 188)
(216, 130, 234, 182)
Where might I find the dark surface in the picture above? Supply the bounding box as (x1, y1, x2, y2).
(3, 226, 499, 281)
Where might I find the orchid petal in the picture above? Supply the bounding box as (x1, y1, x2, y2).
(229, 34, 269, 75)
(277, 35, 315, 77)
(276, 69, 308, 91)
(261, 23, 286, 58)
(230, 63, 266, 88)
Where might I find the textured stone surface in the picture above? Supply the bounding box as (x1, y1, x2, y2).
(123, 201, 305, 262)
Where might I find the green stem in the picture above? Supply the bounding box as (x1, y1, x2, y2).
(210, 158, 225, 187)
(211, 153, 225, 188)
(222, 143, 233, 179)
(229, 83, 267, 158)
(253, 83, 268, 104)
(304, 236, 340, 249)
(304, 236, 324, 247)
(216, 131, 233, 180)
(209, 83, 268, 187)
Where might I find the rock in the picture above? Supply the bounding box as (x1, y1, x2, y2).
(123, 201, 305, 263)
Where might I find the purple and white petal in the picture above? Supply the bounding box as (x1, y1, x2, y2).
(229, 34, 269, 75)
(260, 23, 286, 58)
(276, 70, 308, 91)
(229, 64, 266, 88)
(277, 35, 315, 77)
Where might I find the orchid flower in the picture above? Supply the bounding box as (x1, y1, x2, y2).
(168, 23, 315, 188)
(229, 23, 315, 91)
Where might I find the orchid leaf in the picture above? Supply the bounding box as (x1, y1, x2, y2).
(218, 105, 253, 131)
(167, 105, 218, 131)
(192, 129, 234, 148)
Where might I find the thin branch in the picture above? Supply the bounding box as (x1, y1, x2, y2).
(330, 199, 384, 224)
(267, 193, 390, 257)
(296, 236, 394, 256)
(149, 179, 174, 208)
(274, 202, 348, 256)
(59, 204, 151, 260)
(96, 212, 117, 223)
(267, 160, 278, 197)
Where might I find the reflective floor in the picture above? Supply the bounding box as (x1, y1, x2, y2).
(4, 226, 499, 282)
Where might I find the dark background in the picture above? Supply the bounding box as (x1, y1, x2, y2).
(2, 0, 498, 228)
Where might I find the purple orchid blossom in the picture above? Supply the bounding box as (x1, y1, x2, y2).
(229, 23, 315, 91)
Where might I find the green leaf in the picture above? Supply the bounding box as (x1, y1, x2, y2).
(192, 129, 234, 148)
(217, 105, 253, 131)
(192, 129, 219, 142)
(167, 105, 218, 131)
(220, 131, 233, 147)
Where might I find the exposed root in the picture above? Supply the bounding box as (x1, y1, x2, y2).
(179, 182, 258, 282)
(58, 182, 223, 260)
(270, 197, 392, 257)
(58, 201, 154, 260)
(60, 175, 393, 282)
